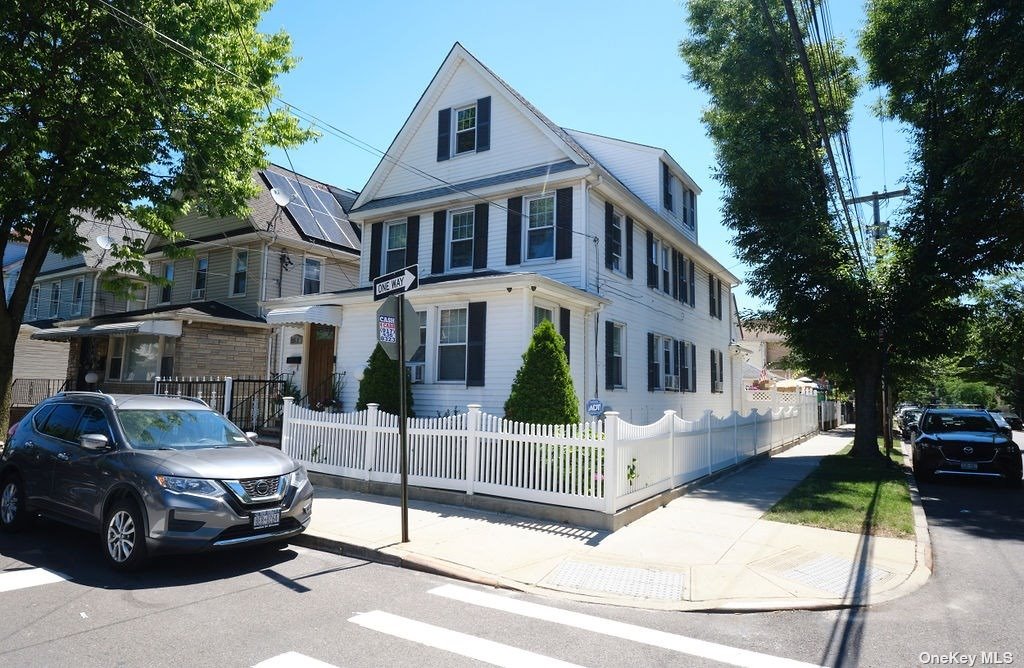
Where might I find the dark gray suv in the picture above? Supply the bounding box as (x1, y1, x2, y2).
(1, 392, 313, 569)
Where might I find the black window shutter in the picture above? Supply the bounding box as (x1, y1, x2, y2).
(369, 222, 383, 280)
(605, 320, 615, 390)
(718, 350, 724, 391)
(688, 261, 696, 305)
(662, 161, 672, 210)
(559, 307, 570, 363)
(505, 197, 522, 265)
(604, 202, 614, 270)
(437, 108, 451, 162)
(473, 203, 489, 270)
(475, 97, 491, 152)
(647, 333, 656, 391)
(671, 249, 680, 301)
(625, 217, 634, 279)
(466, 301, 486, 387)
(690, 344, 697, 392)
(646, 231, 657, 288)
(716, 279, 723, 319)
(710, 349, 717, 388)
(405, 215, 420, 268)
(708, 272, 716, 316)
(679, 255, 688, 304)
(555, 187, 572, 260)
(431, 210, 447, 274)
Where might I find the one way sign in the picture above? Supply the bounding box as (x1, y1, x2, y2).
(373, 264, 419, 301)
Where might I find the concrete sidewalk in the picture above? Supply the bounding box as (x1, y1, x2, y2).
(293, 427, 931, 611)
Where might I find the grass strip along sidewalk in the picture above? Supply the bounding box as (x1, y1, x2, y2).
(763, 440, 914, 539)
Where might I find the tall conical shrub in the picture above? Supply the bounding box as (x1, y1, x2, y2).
(356, 343, 415, 416)
(504, 319, 579, 424)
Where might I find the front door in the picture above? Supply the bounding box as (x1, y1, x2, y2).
(306, 324, 336, 407)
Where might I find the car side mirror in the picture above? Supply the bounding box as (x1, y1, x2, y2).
(80, 433, 110, 451)
(245, 432, 259, 441)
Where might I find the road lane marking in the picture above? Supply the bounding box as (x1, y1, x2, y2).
(429, 584, 826, 668)
(253, 651, 338, 668)
(349, 610, 583, 668)
(0, 567, 66, 593)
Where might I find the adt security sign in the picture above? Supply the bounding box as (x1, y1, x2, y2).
(586, 398, 605, 417)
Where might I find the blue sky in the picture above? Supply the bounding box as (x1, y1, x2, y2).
(260, 0, 911, 313)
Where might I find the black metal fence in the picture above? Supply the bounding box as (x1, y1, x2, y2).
(228, 376, 289, 433)
(10, 378, 67, 406)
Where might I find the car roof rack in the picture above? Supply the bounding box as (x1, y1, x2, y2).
(52, 391, 116, 404)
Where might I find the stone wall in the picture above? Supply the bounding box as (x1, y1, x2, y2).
(174, 322, 270, 378)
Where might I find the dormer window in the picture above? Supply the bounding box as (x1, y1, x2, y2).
(436, 97, 491, 161)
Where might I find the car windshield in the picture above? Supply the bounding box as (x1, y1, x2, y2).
(116, 409, 250, 450)
(926, 414, 996, 433)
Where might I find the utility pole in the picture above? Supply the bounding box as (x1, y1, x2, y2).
(850, 188, 908, 457)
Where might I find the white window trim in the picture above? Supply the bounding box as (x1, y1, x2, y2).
(28, 286, 39, 320)
(522, 193, 556, 263)
(383, 220, 408, 276)
(159, 262, 174, 304)
(71, 277, 85, 315)
(609, 321, 626, 390)
(532, 299, 556, 331)
(435, 303, 469, 384)
(447, 208, 475, 272)
(406, 309, 427, 384)
(230, 249, 248, 297)
(302, 256, 323, 295)
(192, 254, 209, 300)
(126, 282, 147, 312)
(452, 102, 478, 156)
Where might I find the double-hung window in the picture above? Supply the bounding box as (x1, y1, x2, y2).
(661, 244, 671, 294)
(437, 307, 468, 382)
(709, 273, 723, 319)
(49, 282, 61, 318)
(28, 286, 39, 320)
(533, 305, 553, 330)
(448, 210, 474, 270)
(680, 341, 695, 391)
(127, 282, 146, 312)
(710, 348, 724, 393)
(160, 263, 174, 303)
(649, 334, 679, 391)
(192, 255, 208, 300)
(406, 310, 426, 383)
(71, 277, 85, 315)
(525, 194, 555, 261)
(384, 221, 408, 275)
(609, 210, 623, 272)
(683, 189, 697, 228)
(454, 104, 477, 155)
(232, 250, 248, 296)
(303, 257, 322, 295)
(607, 322, 625, 389)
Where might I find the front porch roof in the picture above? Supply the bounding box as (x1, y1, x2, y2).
(32, 319, 182, 341)
(266, 304, 343, 327)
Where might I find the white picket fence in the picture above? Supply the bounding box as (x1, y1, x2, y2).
(281, 396, 823, 515)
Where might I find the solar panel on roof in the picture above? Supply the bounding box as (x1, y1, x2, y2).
(261, 169, 358, 249)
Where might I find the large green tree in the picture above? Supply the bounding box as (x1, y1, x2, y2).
(0, 0, 313, 432)
(682, 0, 1024, 456)
(966, 274, 1024, 415)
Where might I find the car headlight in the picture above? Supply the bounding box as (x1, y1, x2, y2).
(155, 475, 223, 497)
(291, 466, 309, 488)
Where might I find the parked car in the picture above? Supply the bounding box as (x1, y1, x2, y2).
(898, 408, 922, 441)
(912, 407, 1022, 488)
(1002, 413, 1023, 431)
(0, 392, 313, 569)
(988, 411, 1013, 435)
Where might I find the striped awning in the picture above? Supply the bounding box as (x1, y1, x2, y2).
(265, 305, 342, 327)
(30, 319, 182, 341)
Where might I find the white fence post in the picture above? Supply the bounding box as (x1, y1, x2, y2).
(733, 411, 740, 464)
(363, 403, 379, 481)
(604, 412, 619, 515)
(466, 404, 481, 495)
(704, 409, 713, 475)
(663, 410, 677, 485)
(281, 396, 293, 456)
(223, 376, 233, 415)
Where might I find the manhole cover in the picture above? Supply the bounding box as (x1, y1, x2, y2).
(544, 560, 686, 600)
(778, 554, 894, 596)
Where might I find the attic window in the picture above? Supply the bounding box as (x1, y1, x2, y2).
(455, 105, 477, 154)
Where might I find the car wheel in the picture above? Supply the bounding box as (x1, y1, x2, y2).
(103, 499, 148, 571)
(912, 460, 933, 483)
(0, 474, 31, 532)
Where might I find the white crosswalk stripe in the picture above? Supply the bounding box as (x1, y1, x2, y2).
(252, 651, 339, 668)
(429, 584, 826, 668)
(0, 567, 66, 593)
(349, 610, 583, 668)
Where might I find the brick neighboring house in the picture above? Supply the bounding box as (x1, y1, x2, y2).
(33, 165, 360, 399)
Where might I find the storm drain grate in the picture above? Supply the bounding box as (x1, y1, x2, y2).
(779, 554, 894, 596)
(544, 560, 686, 600)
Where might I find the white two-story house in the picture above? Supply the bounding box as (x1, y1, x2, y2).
(263, 43, 741, 422)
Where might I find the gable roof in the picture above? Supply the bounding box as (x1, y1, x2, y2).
(352, 43, 597, 211)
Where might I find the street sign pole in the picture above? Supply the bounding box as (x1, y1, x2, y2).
(397, 293, 409, 543)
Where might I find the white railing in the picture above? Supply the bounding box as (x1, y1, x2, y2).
(281, 396, 826, 516)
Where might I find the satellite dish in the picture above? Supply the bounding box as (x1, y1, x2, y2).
(270, 187, 291, 207)
(96, 235, 114, 250)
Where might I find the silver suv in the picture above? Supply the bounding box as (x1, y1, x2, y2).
(1, 393, 313, 569)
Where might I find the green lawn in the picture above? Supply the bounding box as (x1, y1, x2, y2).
(763, 439, 915, 538)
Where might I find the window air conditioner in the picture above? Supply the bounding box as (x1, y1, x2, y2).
(191, 288, 206, 300)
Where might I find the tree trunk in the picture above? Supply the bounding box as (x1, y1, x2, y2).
(0, 320, 16, 438)
(852, 353, 884, 458)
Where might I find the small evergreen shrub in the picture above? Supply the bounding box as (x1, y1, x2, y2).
(504, 320, 579, 424)
(356, 344, 415, 417)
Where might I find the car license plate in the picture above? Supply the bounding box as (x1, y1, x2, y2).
(252, 508, 281, 530)
(960, 461, 978, 471)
